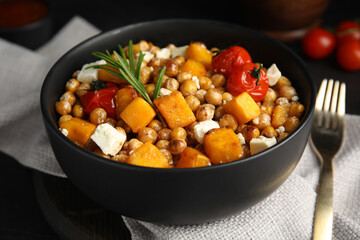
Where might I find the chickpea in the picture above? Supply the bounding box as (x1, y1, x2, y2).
(186, 121, 199, 133)
(222, 92, 233, 104)
(278, 132, 289, 142)
(173, 55, 185, 66)
(252, 113, 271, 130)
(205, 88, 222, 105)
(164, 78, 179, 92)
(195, 89, 207, 104)
(153, 68, 169, 87)
(164, 60, 179, 77)
(93, 148, 110, 159)
(128, 138, 143, 152)
(72, 104, 85, 118)
(55, 100, 72, 115)
(275, 76, 291, 89)
(180, 79, 197, 97)
(140, 66, 152, 85)
(115, 126, 127, 136)
(147, 119, 164, 132)
(105, 118, 117, 127)
(263, 88, 277, 104)
(177, 71, 192, 84)
(279, 85, 297, 100)
(138, 127, 158, 144)
(157, 128, 172, 141)
(219, 114, 238, 131)
(72, 70, 80, 79)
(271, 105, 288, 129)
(185, 95, 201, 112)
(198, 76, 212, 90)
(237, 124, 247, 133)
(65, 78, 80, 92)
(159, 148, 173, 163)
(58, 114, 72, 126)
(156, 140, 170, 149)
(275, 97, 291, 108)
(149, 45, 161, 55)
(196, 104, 215, 121)
(168, 139, 187, 155)
(288, 103, 305, 118)
(284, 116, 300, 133)
(145, 83, 155, 99)
(117, 119, 132, 134)
(214, 105, 226, 121)
(111, 151, 128, 163)
(261, 126, 278, 138)
(260, 105, 273, 116)
(148, 57, 163, 68)
(211, 74, 226, 87)
(241, 125, 260, 143)
(75, 82, 92, 97)
(89, 108, 107, 125)
(171, 127, 187, 140)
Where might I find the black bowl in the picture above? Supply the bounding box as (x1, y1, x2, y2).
(41, 19, 315, 225)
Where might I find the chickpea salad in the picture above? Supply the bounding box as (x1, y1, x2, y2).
(56, 40, 305, 168)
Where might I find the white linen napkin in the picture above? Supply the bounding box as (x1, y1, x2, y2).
(0, 16, 359, 239)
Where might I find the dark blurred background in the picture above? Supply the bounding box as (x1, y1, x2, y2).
(0, 0, 359, 239)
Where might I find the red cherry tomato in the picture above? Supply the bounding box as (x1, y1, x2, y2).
(335, 20, 360, 45)
(227, 63, 269, 102)
(336, 40, 360, 71)
(211, 46, 252, 76)
(302, 28, 336, 59)
(81, 86, 118, 118)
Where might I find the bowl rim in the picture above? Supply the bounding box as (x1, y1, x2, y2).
(40, 18, 316, 173)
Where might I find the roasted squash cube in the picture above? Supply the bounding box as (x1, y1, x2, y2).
(120, 97, 156, 133)
(114, 87, 138, 120)
(127, 142, 169, 168)
(98, 66, 127, 85)
(176, 147, 211, 168)
(59, 117, 96, 147)
(185, 42, 213, 70)
(153, 91, 196, 129)
(179, 59, 207, 77)
(223, 92, 261, 124)
(203, 128, 242, 165)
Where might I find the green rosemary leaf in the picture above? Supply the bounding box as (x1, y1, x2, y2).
(128, 40, 135, 74)
(118, 45, 129, 70)
(135, 51, 145, 82)
(153, 66, 166, 100)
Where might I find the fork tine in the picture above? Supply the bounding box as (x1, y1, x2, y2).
(338, 82, 346, 116)
(323, 79, 334, 128)
(315, 79, 328, 126)
(329, 80, 339, 129)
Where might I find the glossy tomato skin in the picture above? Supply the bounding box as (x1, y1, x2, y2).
(81, 86, 118, 118)
(335, 20, 360, 45)
(336, 40, 360, 71)
(211, 46, 252, 76)
(302, 28, 336, 59)
(227, 63, 269, 102)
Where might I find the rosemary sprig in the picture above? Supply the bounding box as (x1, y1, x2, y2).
(89, 40, 167, 126)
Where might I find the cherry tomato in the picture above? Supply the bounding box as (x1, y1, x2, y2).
(335, 20, 360, 45)
(302, 28, 336, 59)
(227, 63, 269, 102)
(336, 40, 360, 71)
(81, 86, 118, 118)
(211, 46, 252, 76)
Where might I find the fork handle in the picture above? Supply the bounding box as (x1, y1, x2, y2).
(312, 159, 334, 240)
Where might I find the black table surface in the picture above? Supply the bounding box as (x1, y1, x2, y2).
(1, 0, 359, 239)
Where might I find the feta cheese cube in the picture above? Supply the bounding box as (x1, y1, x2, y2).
(237, 133, 246, 145)
(90, 123, 127, 156)
(141, 51, 154, 62)
(171, 45, 188, 58)
(267, 63, 281, 86)
(156, 48, 171, 59)
(249, 136, 277, 155)
(77, 60, 106, 83)
(194, 120, 220, 144)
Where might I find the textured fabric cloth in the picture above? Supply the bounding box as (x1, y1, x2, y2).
(1, 16, 359, 239)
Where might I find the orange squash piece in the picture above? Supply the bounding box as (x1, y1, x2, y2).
(185, 42, 213, 70)
(114, 87, 138, 120)
(203, 128, 242, 165)
(179, 59, 207, 77)
(223, 92, 261, 124)
(127, 142, 169, 168)
(176, 147, 211, 168)
(153, 91, 196, 129)
(98, 66, 127, 85)
(120, 97, 156, 133)
(59, 117, 96, 147)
